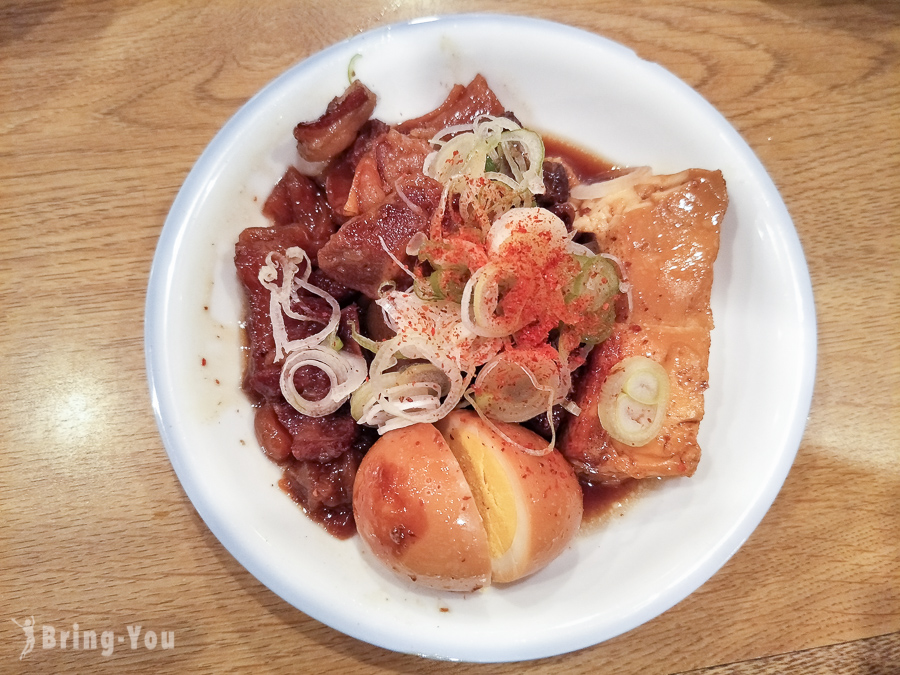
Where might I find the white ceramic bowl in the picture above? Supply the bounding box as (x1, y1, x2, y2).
(145, 14, 816, 662)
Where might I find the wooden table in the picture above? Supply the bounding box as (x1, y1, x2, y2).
(1, 1, 897, 672)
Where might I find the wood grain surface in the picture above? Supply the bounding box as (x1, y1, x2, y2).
(1, 1, 897, 673)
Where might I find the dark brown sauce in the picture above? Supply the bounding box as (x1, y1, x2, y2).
(580, 478, 655, 529)
(543, 135, 622, 184)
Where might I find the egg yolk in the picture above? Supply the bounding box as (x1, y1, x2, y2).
(443, 425, 517, 558)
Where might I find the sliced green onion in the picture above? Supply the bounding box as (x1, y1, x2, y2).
(424, 116, 545, 197)
(461, 263, 522, 338)
(347, 53, 362, 83)
(566, 255, 619, 307)
(419, 266, 469, 303)
(350, 362, 450, 428)
(597, 356, 670, 447)
(377, 279, 397, 297)
(563, 254, 619, 344)
(280, 345, 367, 417)
(569, 166, 652, 200)
(624, 368, 663, 405)
(497, 129, 545, 195)
(472, 352, 561, 423)
(486, 207, 568, 255)
(463, 389, 555, 457)
(578, 305, 616, 345)
(356, 335, 466, 433)
(349, 320, 381, 354)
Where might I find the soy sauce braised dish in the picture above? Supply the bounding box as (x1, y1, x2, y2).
(234, 73, 727, 589)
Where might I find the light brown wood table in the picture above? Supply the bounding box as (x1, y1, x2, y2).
(1, 1, 897, 673)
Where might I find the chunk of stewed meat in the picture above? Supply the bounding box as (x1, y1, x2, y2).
(342, 130, 433, 217)
(248, 304, 363, 401)
(395, 74, 507, 139)
(235, 226, 347, 399)
(282, 449, 362, 511)
(262, 167, 335, 250)
(536, 160, 575, 227)
(294, 80, 377, 163)
(307, 268, 358, 305)
(316, 173, 443, 298)
(254, 401, 293, 463)
(271, 398, 360, 463)
(522, 405, 570, 442)
(235, 224, 316, 360)
(280, 448, 365, 539)
(324, 119, 390, 219)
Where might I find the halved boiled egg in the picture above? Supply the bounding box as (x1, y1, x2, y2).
(353, 410, 583, 591)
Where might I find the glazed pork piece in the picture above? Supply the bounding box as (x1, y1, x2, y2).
(339, 129, 434, 217)
(293, 80, 377, 163)
(395, 74, 506, 139)
(559, 169, 728, 483)
(316, 172, 444, 298)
